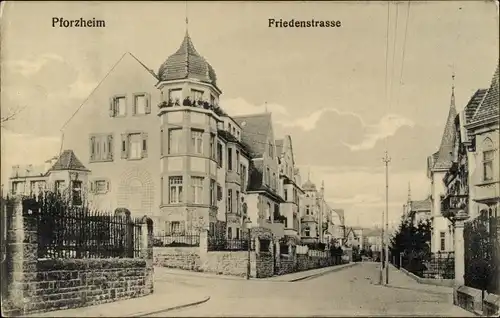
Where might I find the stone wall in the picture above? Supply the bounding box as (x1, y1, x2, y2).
(276, 256, 295, 275)
(203, 251, 252, 277)
(26, 259, 152, 314)
(256, 252, 274, 278)
(4, 197, 154, 316)
(153, 247, 201, 271)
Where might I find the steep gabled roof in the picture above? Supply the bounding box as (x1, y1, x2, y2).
(410, 197, 431, 212)
(432, 90, 457, 171)
(50, 150, 89, 172)
(275, 139, 284, 157)
(464, 89, 488, 124)
(470, 64, 499, 124)
(233, 113, 272, 158)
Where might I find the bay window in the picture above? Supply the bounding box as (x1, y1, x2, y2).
(169, 176, 183, 203)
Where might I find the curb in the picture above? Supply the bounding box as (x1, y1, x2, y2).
(128, 296, 211, 317)
(289, 263, 358, 282)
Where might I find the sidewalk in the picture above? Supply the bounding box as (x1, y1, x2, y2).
(264, 262, 358, 282)
(155, 263, 357, 283)
(25, 282, 210, 317)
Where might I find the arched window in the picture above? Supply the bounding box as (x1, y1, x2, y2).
(482, 138, 496, 182)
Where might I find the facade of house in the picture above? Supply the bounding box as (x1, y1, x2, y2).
(276, 136, 303, 242)
(362, 228, 383, 253)
(9, 31, 299, 240)
(427, 85, 458, 254)
(404, 194, 432, 227)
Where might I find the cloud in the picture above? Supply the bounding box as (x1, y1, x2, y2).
(343, 114, 415, 151)
(5, 54, 65, 77)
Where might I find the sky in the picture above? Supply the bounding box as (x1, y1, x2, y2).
(1, 1, 498, 228)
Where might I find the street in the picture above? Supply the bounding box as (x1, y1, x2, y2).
(147, 263, 474, 317)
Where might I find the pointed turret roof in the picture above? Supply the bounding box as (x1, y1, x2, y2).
(50, 150, 89, 172)
(157, 31, 218, 90)
(432, 84, 458, 171)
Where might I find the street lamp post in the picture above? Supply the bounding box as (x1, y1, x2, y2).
(383, 151, 391, 285)
(244, 218, 252, 280)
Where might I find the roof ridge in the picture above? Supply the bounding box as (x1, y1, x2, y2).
(127, 52, 158, 79)
(232, 112, 272, 119)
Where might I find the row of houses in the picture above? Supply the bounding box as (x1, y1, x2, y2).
(7, 29, 347, 247)
(402, 63, 499, 313)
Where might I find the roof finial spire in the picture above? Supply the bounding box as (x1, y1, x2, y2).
(451, 68, 456, 108)
(265, 101, 268, 113)
(185, 1, 189, 35)
(407, 182, 411, 203)
(308, 167, 311, 181)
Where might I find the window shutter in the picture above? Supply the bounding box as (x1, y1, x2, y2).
(132, 95, 137, 115)
(121, 133, 128, 159)
(107, 134, 114, 160)
(109, 97, 115, 117)
(89, 136, 96, 161)
(145, 93, 151, 114)
(141, 132, 148, 158)
(165, 221, 171, 235)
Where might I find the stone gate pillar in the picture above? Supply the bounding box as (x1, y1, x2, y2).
(453, 211, 468, 305)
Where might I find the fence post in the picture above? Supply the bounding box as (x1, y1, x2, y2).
(8, 196, 38, 314)
(140, 216, 154, 295)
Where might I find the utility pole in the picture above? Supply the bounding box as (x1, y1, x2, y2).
(379, 209, 384, 285)
(383, 151, 391, 285)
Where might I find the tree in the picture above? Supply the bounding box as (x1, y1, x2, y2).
(1, 105, 26, 127)
(390, 218, 431, 273)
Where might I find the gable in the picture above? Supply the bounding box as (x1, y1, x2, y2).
(61, 52, 159, 133)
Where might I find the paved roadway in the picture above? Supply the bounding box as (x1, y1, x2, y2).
(146, 263, 474, 317)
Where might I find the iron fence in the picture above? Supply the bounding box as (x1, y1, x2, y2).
(153, 232, 200, 247)
(23, 193, 143, 259)
(464, 209, 499, 294)
(402, 252, 455, 279)
(207, 237, 252, 251)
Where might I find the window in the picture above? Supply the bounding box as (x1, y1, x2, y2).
(236, 228, 240, 239)
(91, 180, 109, 194)
(284, 189, 288, 201)
(272, 172, 276, 189)
(191, 177, 204, 204)
(210, 94, 215, 106)
(210, 180, 217, 206)
(169, 177, 183, 203)
(266, 202, 271, 220)
(228, 148, 233, 171)
(111, 96, 126, 117)
(306, 205, 310, 215)
(30, 181, 46, 196)
(191, 89, 204, 102)
(133, 93, 150, 115)
(236, 151, 240, 173)
(217, 184, 223, 201)
(168, 129, 182, 154)
(210, 134, 216, 159)
(191, 130, 203, 155)
(128, 133, 142, 159)
(228, 227, 233, 239)
(266, 167, 270, 185)
(483, 150, 495, 181)
(232, 127, 236, 136)
(169, 89, 182, 105)
(72, 181, 82, 206)
(90, 134, 113, 162)
(305, 228, 310, 237)
(228, 123, 232, 133)
(217, 142, 223, 168)
(440, 232, 446, 251)
(11, 181, 25, 195)
(55, 180, 66, 195)
(121, 132, 147, 159)
(227, 189, 232, 213)
(171, 221, 181, 234)
(236, 191, 240, 215)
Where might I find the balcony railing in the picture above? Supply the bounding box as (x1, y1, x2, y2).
(440, 194, 468, 219)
